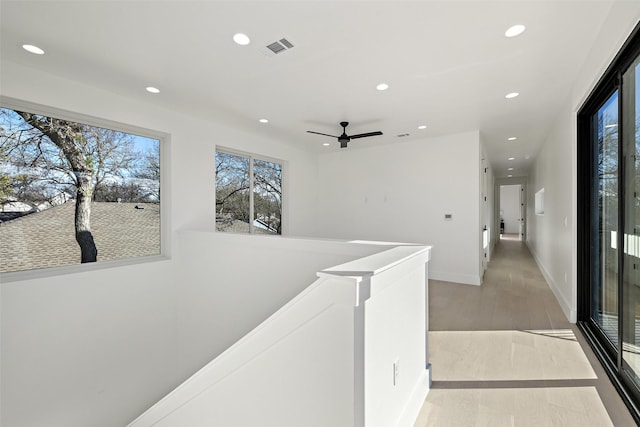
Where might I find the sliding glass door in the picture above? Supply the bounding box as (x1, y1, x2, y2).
(591, 90, 619, 349)
(622, 54, 640, 388)
(578, 24, 640, 421)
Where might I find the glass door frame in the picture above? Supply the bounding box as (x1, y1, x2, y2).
(577, 21, 640, 423)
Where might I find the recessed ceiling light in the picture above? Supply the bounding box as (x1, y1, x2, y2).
(505, 24, 526, 38)
(376, 83, 389, 91)
(508, 137, 517, 141)
(145, 86, 160, 94)
(507, 174, 513, 178)
(22, 44, 44, 55)
(418, 125, 427, 130)
(259, 119, 269, 123)
(508, 157, 516, 160)
(322, 142, 330, 146)
(505, 92, 519, 99)
(508, 167, 514, 171)
(233, 33, 251, 46)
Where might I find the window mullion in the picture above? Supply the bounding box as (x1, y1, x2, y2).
(249, 157, 255, 234)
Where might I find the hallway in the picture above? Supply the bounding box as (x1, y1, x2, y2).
(414, 239, 636, 426)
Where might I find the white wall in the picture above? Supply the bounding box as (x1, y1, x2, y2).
(363, 252, 430, 427)
(172, 232, 385, 379)
(0, 60, 322, 427)
(500, 185, 521, 234)
(527, 2, 640, 323)
(311, 131, 482, 285)
(1, 260, 181, 427)
(528, 103, 575, 321)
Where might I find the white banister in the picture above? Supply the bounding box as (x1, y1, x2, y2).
(128, 242, 431, 427)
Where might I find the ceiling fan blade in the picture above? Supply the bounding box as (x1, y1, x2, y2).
(349, 131, 383, 139)
(307, 130, 339, 138)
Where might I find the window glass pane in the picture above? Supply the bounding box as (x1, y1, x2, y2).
(0, 107, 161, 273)
(592, 90, 619, 345)
(623, 56, 640, 386)
(215, 150, 283, 236)
(253, 159, 282, 235)
(215, 151, 250, 233)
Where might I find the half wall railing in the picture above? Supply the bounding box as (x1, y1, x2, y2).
(128, 240, 431, 427)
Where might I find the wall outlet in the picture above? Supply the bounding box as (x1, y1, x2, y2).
(393, 359, 400, 386)
(444, 214, 453, 221)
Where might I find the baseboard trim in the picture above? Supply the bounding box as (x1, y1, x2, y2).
(526, 242, 576, 323)
(395, 368, 431, 427)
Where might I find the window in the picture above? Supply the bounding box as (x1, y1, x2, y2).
(577, 22, 640, 421)
(0, 99, 164, 275)
(215, 148, 282, 235)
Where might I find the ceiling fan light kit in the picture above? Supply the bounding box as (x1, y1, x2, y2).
(307, 121, 383, 148)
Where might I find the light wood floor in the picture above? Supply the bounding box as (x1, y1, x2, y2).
(414, 238, 637, 426)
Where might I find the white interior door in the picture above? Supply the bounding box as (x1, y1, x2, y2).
(519, 185, 525, 240)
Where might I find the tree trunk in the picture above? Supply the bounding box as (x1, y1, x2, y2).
(13, 111, 98, 264)
(75, 173, 97, 263)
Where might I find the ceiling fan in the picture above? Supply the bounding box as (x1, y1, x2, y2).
(307, 121, 383, 148)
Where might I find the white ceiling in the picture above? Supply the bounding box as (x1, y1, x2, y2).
(0, 1, 620, 176)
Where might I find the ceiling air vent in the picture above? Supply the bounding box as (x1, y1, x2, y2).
(265, 38, 295, 56)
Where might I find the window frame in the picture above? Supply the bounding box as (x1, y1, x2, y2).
(577, 21, 640, 423)
(215, 146, 286, 236)
(0, 95, 171, 283)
